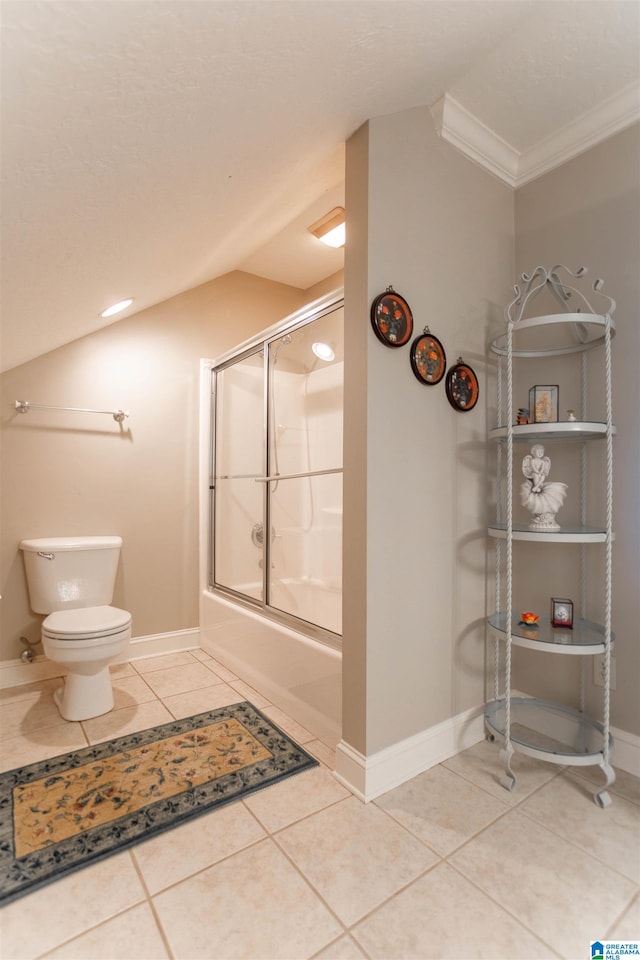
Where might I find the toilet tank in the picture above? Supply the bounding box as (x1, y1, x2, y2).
(20, 536, 123, 613)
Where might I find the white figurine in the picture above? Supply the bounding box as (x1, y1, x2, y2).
(521, 444, 567, 530)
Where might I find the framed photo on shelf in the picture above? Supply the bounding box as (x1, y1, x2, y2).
(409, 329, 446, 385)
(529, 384, 559, 423)
(551, 597, 573, 629)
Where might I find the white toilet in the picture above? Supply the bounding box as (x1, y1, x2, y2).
(20, 536, 131, 721)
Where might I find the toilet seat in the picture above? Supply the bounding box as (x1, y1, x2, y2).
(43, 605, 131, 640)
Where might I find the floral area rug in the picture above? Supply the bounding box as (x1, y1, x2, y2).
(0, 701, 317, 904)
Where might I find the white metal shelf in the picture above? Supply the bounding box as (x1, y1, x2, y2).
(490, 311, 616, 358)
(486, 265, 615, 807)
(488, 524, 610, 543)
(489, 421, 614, 442)
(488, 613, 613, 655)
(485, 697, 612, 766)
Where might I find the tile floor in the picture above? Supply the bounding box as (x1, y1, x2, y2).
(1, 648, 638, 960)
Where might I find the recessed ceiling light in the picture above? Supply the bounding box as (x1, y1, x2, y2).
(312, 341, 335, 362)
(307, 207, 345, 248)
(100, 298, 134, 319)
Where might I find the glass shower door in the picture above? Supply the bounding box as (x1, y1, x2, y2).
(211, 299, 343, 638)
(213, 349, 265, 602)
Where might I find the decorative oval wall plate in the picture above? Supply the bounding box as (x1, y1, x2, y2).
(370, 288, 413, 347)
(410, 328, 446, 385)
(445, 358, 479, 412)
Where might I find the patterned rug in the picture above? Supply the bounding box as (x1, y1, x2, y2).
(0, 701, 317, 904)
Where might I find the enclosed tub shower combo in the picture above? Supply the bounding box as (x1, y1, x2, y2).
(200, 292, 344, 745)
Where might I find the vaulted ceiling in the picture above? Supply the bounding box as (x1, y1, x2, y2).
(2, 1, 638, 371)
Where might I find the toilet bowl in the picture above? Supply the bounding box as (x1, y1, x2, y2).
(42, 606, 132, 721)
(20, 536, 132, 723)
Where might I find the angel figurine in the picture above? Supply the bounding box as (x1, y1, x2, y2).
(521, 444, 567, 530)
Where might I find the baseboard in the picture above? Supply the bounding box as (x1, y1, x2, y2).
(334, 707, 640, 801)
(334, 705, 486, 802)
(0, 628, 200, 689)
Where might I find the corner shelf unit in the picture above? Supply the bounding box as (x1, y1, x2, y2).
(486, 265, 616, 807)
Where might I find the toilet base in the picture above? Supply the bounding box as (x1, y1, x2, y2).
(54, 668, 114, 721)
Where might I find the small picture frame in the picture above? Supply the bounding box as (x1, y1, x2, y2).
(370, 288, 413, 347)
(410, 328, 446, 385)
(445, 358, 479, 412)
(529, 385, 559, 423)
(551, 597, 573, 629)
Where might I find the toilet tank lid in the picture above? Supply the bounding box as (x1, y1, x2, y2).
(20, 536, 123, 552)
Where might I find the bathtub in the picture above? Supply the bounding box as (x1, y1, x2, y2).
(200, 588, 342, 748)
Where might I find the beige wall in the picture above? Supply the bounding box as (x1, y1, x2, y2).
(0, 270, 338, 660)
(343, 106, 514, 755)
(513, 124, 640, 736)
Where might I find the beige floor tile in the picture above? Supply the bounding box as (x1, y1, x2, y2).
(572, 763, 640, 807)
(0, 851, 145, 959)
(132, 651, 198, 674)
(0, 677, 62, 706)
(353, 861, 555, 959)
(111, 674, 157, 709)
(0, 722, 88, 773)
(141, 661, 226, 698)
(277, 796, 438, 926)
(42, 902, 170, 959)
(0, 684, 67, 739)
(133, 801, 267, 894)
(161, 682, 243, 719)
(262, 704, 315, 744)
(305, 739, 337, 769)
(442, 738, 561, 804)
(82, 699, 173, 744)
(312, 935, 368, 959)
(375, 763, 510, 856)
(153, 838, 342, 959)
(244, 764, 349, 833)
(109, 661, 137, 679)
(190, 647, 213, 662)
(520, 771, 640, 882)
(607, 893, 640, 938)
(450, 809, 637, 959)
(229, 677, 272, 709)
(199, 656, 238, 682)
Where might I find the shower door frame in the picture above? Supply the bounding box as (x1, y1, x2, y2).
(206, 289, 344, 648)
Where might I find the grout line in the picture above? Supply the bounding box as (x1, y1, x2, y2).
(129, 849, 177, 960)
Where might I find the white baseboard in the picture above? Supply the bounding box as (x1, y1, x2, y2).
(0, 628, 200, 689)
(334, 705, 486, 802)
(611, 725, 640, 778)
(334, 706, 640, 801)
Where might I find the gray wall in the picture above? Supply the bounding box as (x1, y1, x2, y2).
(513, 124, 640, 736)
(343, 105, 514, 755)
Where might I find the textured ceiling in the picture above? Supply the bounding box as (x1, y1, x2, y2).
(1, 1, 638, 371)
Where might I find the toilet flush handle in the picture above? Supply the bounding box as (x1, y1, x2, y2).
(37, 551, 55, 560)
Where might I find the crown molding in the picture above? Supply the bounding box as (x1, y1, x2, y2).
(431, 86, 640, 189)
(430, 94, 519, 186)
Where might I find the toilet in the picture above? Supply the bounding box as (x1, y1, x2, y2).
(20, 536, 131, 721)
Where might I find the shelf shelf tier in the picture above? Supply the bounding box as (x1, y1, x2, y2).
(489, 422, 615, 442)
(488, 613, 613, 655)
(490, 311, 615, 358)
(485, 697, 613, 767)
(489, 523, 611, 543)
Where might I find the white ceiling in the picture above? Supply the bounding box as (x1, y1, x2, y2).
(2, 1, 638, 372)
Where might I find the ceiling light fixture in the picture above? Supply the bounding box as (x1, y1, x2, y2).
(312, 341, 335, 362)
(100, 298, 134, 319)
(307, 207, 345, 248)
